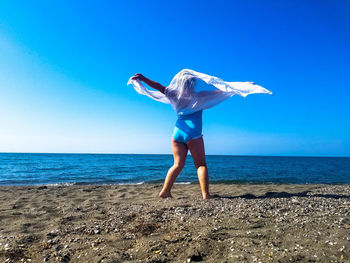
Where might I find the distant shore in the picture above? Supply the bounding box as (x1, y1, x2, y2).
(0, 184, 349, 262)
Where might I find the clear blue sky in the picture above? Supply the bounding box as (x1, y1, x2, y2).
(0, 0, 349, 156)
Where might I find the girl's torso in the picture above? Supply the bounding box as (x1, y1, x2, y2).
(173, 110, 203, 143)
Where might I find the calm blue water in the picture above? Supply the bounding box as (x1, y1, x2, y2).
(0, 153, 349, 185)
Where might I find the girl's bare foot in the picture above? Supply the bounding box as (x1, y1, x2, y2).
(202, 194, 211, 200)
(159, 191, 172, 198)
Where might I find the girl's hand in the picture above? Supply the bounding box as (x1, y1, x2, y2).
(132, 73, 146, 81)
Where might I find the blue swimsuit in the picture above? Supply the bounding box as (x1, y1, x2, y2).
(172, 110, 203, 143)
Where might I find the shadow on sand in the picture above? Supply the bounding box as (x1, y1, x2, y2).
(211, 191, 350, 200)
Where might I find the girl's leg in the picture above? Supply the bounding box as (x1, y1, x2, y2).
(187, 137, 211, 200)
(159, 139, 188, 198)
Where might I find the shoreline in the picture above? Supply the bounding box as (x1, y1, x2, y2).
(2, 181, 350, 187)
(1, 184, 349, 262)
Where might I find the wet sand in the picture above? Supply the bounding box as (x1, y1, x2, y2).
(0, 184, 349, 262)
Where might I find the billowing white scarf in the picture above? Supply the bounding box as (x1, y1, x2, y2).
(128, 69, 272, 115)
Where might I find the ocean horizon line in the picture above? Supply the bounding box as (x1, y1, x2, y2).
(0, 151, 349, 158)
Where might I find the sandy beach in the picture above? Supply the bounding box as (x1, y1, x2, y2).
(0, 184, 349, 262)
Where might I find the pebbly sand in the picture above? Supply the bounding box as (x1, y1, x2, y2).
(0, 184, 349, 263)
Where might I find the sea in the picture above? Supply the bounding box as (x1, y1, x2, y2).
(0, 153, 349, 185)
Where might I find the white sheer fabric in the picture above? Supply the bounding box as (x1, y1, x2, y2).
(127, 69, 272, 115)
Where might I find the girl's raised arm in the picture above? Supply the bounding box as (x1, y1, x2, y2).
(132, 73, 166, 94)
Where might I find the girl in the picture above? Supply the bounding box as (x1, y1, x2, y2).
(129, 69, 272, 200)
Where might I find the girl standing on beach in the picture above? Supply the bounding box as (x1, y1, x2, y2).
(128, 69, 272, 200)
